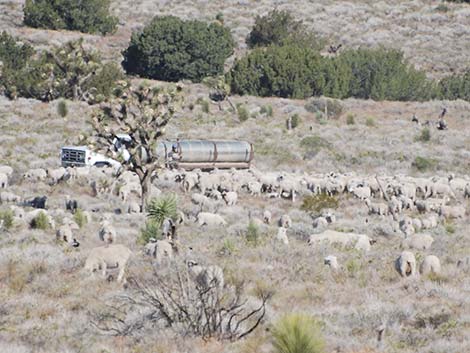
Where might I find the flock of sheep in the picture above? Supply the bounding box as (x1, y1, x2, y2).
(1, 161, 469, 287)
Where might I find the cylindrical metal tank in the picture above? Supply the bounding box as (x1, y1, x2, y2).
(213, 140, 253, 163)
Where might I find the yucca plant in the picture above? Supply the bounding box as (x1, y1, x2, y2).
(146, 194, 178, 228)
(139, 219, 161, 244)
(272, 314, 325, 353)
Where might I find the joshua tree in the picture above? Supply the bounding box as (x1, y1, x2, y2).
(91, 81, 184, 211)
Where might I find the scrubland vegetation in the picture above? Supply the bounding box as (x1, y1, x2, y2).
(0, 0, 469, 352)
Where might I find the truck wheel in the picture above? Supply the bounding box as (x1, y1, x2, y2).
(94, 162, 110, 168)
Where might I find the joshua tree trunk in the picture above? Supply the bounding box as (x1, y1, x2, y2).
(140, 173, 151, 213)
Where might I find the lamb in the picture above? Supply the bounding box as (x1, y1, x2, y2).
(188, 261, 224, 290)
(247, 181, 262, 196)
(0, 191, 21, 203)
(222, 191, 238, 206)
(420, 255, 441, 276)
(439, 205, 465, 219)
(365, 199, 388, 216)
(0, 172, 8, 189)
(279, 214, 292, 228)
(324, 255, 339, 270)
(275, 227, 289, 245)
(197, 212, 227, 227)
(23, 168, 47, 182)
(99, 220, 117, 244)
(47, 167, 67, 184)
(56, 222, 80, 247)
(401, 233, 434, 250)
(308, 230, 372, 252)
(395, 251, 417, 277)
(312, 216, 328, 229)
(263, 210, 272, 224)
(127, 201, 140, 214)
(161, 217, 176, 240)
(144, 239, 174, 264)
(84, 244, 132, 283)
(0, 165, 13, 177)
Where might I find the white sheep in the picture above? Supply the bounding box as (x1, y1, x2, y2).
(351, 185, 371, 200)
(127, 201, 140, 214)
(222, 191, 238, 206)
(395, 251, 417, 277)
(312, 216, 328, 229)
(56, 222, 80, 247)
(208, 189, 223, 200)
(421, 215, 438, 229)
(365, 199, 388, 216)
(401, 233, 434, 250)
(145, 239, 174, 264)
(191, 193, 209, 206)
(0, 172, 8, 189)
(188, 261, 224, 291)
(23, 168, 47, 182)
(308, 230, 372, 252)
(275, 227, 289, 245)
(0, 165, 13, 177)
(84, 244, 132, 283)
(197, 212, 227, 227)
(388, 196, 402, 215)
(324, 255, 339, 270)
(439, 205, 465, 219)
(99, 220, 117, 244)
(279, 214, 292, 228)
(263, 210, 272, 224)
(420, 255, 441, 276)
(247, 181, 262, 196)
(0, 191, 21, 203)
(47, 167, 67, 184)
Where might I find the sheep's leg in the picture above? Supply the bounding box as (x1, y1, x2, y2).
(117, 264, 125, 283)
(101, 260, 107, 278)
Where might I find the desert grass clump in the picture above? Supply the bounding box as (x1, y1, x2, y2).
(139, 219, 161, 244)
(237, 105, 249, 122)
(346, 114, 355, 125)
(147, 194, 178, 229)
(412, 156, 436, 172)
(0, 209, 14, 230)
(415, 127, 431, 142)
(272, 313, 325, 353)
(73, 208, 87, 228)
(301, 194, 339, 214)
(365, 117, 376, 127)
(57, 100, 68, 117)
(31, 211, 49, 230)
(305, 98, 343, 119)
(200, 99, 210, 113)
(246, 220, 260, 246)
(260, 105, 273, 117)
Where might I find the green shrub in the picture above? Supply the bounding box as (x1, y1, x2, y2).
(346, 114, 355, 125)
(246, 9, 324, 51)
(301, 194, 339, 214)
(305, 98, 343, 119)
(444, 221, 455, 235)
(365, 117, 376, 127)
(0, 209, 14, 230)
(260, 105, 273, 117)
(412, 156, 436, 172)
(146, 194, 178, 229)
(57, 100, 68, 117)
(415, 127, 431, 142)
(200, 99, 210, 113)
(23, 0, 117, 35)
(246, 220, 260, 246)
(122, 16, 234, 82)
(272, 314, 325, 353)
(291, 114, 300, 128)
(438, 70, 470, 101)
(31, 211, 49, 230)
(0, 31, 34, 69)
(73, 209, 87, 228)
(300, 135, 332, 155)
(139, 219, 161, 244)
(435, 4, 450, 12)
(237, 105, 249, 122)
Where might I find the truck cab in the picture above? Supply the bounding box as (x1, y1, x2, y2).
(60, 146, 121, 170)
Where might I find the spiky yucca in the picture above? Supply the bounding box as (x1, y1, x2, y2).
(146, 194, 178, 228)
(272, 314, 325, 353)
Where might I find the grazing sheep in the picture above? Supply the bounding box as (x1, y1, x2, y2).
(191, 193, 209, 206)
(395, 251, 417, 277)
(275, 227, 289, 245)
(263, 210, 272, 224)
(0, 191, 21, 203)
(0, 172, 8, 189)
(0, 165, 13, 177)
(47, 167, 67, 184)
(24, 196, 47, 209)
(365, 199, 388, 216)
(23, 168, 47, 182)
(351, 185, 371, 200)
(84, 244, 132, 283)
(401, 233, 434, 250)
(161, 217, 176, 240)
(308, 230, 372, 252)
(145, 239, 174, 264)
(119, 183, 141, 202)
(182, 172, 198, 193)
(99, 220, 117, 244)
(197, 212, 227, 227)
(188, 261, 224, 290)
(127, 201, 140, 214)
(247, 181, 262, 196)
(65, 195, 78, 213)
(222, 191, 238, 206)
(324, 255, 339, 270)
(420, 255, 441, 276)
(313, 216, 328, 229)
(208, 189, 223, 200)
(439, 205, 465, 219)
(388, 196, 402, 215)
(56, 223, 80, 247)
(279, 214, 292, 228)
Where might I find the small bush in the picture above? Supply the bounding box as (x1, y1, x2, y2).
(444, 221, 455, 235)
(146, 194, 178, 229)
(365, 117, 376, 127)
(412, 156, 436, 172)
(260, 105, 273, 117)
(272, 314, 325, 353)
(23, 0, 118, 35)
(291, 114, 300, 128)
(31, 211, 49, 230)
(237, 105, 249, 122)
(57, 100, 68, 117)
(200, 99, 210, 113)
(437, 70, 470, 101)
(435, 4, 450, 12)
(0, 209, 14, 230)
(415, 127, 431, 142)
(301, 194, 339, 214)
(305, 98, 343, 119)
(139, 219, 161, 244)
(73, 209, 87, 228)
(122, 16, 234, 82)
(300, 135, 332, 157)
(346, 114, 355, 125)
(246, 221, 260, 246)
